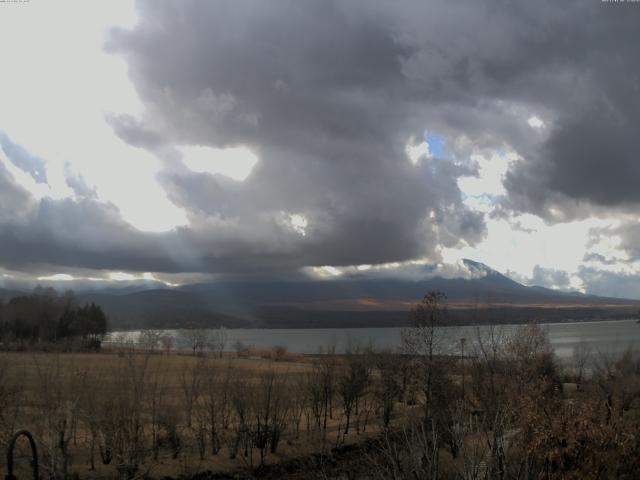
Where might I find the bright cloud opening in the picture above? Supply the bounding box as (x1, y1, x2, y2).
(458, 150, 516, 211)
(37, 274, 75, 282)
(105, 271, 179, 286)
(310, 266, 343, 278)
(405, 137, 431, 164)
(527, 115, 545, 129)
(108, 272, 136, 282)
(180, 145, 258, 181)
(442, 214, 618, 284)
(289, 214, 308, 236)
(278, 212, 309, 236)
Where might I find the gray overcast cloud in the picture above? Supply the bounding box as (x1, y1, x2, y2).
(0, 0, 639, 294)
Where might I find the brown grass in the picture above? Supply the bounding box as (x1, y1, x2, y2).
(0, 350, 391, 479)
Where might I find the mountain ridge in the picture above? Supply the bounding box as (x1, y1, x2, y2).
(3, 260, 639, 329)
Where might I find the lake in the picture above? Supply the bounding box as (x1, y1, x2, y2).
(110, 319, 640, 362)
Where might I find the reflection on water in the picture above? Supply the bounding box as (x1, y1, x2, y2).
(110, 319, 640, 362)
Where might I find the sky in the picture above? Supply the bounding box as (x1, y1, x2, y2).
(1, 0, 640, 298)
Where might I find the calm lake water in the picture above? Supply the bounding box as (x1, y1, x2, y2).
(110, 319, 640, 362)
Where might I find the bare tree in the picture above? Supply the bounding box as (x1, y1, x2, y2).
(179, 327, 210, 355)
(138, 329, 162, 352)
(306, 367, 325, 432)
(272, 344, 288, 361)
(178, 356, 205, 428)
(80, 365, 106, 471)
(573, 341, 592, 389)
(146, 356, 169, 461)
(198, 359, 233, 456)
(252, 369, 291, 463)
(401, 291, 450, 422)
(210, 326, 228, 358)
(110, 352, 152, 479)
(373, 351, 402, 429)
(367, 420, 441, 480)
(315, 348, 337, 444)
(228, 370, 252, 461)
(338, 344, 372, 435)
(160, 334, 174, 354)
(289, 372, 309, 438)
(33, 355, 87, 480)
(469, 324, 516, 478)
(507, 322, 558, 397)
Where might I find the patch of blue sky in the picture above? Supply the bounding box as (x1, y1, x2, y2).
(0, 131, 48, 184)
(425, 133, 446, 158)
(496, 147, 508, 157)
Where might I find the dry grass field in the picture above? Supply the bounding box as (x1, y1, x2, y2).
(0, 348, 397, 479)
(3, 321, 640, 479)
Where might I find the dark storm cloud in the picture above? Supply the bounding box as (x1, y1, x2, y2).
(0, 163, 303, 274)
(0, 152, 188, 273)
(109, 0, 640, 227)
(0, 161, 35, 222)
(103, 0, 492, 271)
(0, 175, 174, 272)
(494, 4, 640, 218)
(2, 0, 639, 277)
(0, 169, 316, 274)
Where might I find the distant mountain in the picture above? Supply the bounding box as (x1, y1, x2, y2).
(76, 289, 246, 330)
(0, 288, 26, 302)
(96, 260, 640, 328)
(4, 260, 640, 329)
(177, 259, 626, 308)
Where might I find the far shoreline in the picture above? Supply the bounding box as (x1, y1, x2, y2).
(108, 315, 639, 334)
